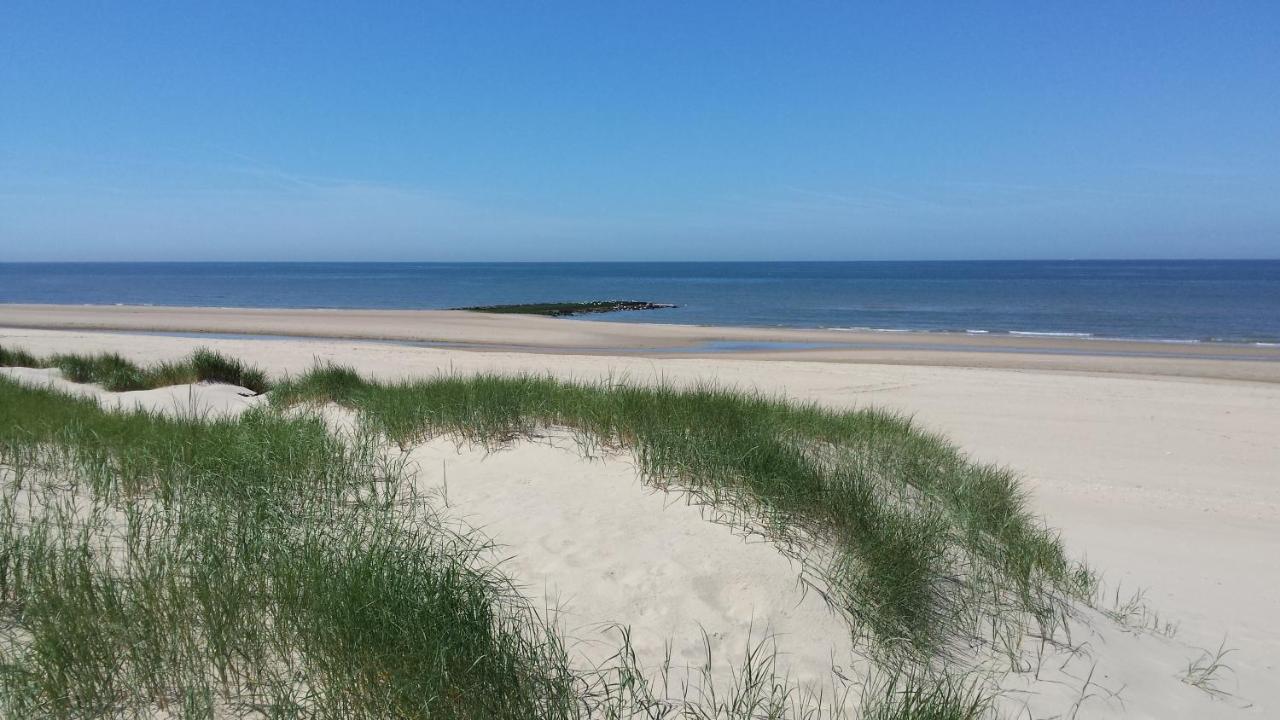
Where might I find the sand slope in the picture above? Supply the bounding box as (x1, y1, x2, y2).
(407, 434, 857, 703)
(398, 432, 1261, 718)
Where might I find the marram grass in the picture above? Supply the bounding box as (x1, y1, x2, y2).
(0, 343, 269, 394)
(273, 364, 1095, 657)
(0, 342, 1092, 717)
(0, 377, 580, 718)
(0, 373, 989, 718)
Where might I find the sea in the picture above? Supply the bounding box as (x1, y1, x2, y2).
(2, 260, 1278, 345)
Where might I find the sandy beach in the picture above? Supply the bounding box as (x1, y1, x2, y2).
(3, 303, 1280, 382)
(8, 2, 1276, 714)
(2, 307, 1278, 717)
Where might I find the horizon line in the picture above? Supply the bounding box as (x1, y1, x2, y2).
(3, 258, 1280, 265)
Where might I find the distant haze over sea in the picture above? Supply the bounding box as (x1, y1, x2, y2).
(2, 260, 1278, 345)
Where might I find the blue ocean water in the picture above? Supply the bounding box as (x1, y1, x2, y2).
(1, 261, 1278, 344)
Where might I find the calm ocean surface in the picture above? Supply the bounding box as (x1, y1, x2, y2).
(2, 261, 1278, 344)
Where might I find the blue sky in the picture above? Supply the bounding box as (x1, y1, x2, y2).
(2, 2, 1278, 261)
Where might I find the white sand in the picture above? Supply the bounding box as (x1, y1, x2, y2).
(3, 323, 1277, 716)
(407, 434, 857, 701)
(3, 303, 1280, 382)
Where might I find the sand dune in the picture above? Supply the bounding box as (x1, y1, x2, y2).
(2, 321, 1277, 716)
(407, 434, 857, 698)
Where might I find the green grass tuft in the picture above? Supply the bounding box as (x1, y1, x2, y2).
(0, 344, 270, 394)
(0, 345, 38, 368)
(50, 350, 146, 390)
(859, 671, 989, 720)
(187, 348, 270, 394)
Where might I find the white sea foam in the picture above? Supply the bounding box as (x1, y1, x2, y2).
(1093, 336, 1201, 345)
(827, 326, 915, 333)
(1008, 331, 1093, 338)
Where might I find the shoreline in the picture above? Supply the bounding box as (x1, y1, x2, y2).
(3, 301, 1277, 348)
(3, 303, 1280, 382)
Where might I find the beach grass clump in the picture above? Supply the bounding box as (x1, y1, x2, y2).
(185, 348, 270, 393)
(857, 671, 989, 720)
(0, 344, 270, 394)
(273, 366, 1094, 658)
(0, 376, 580, 718)
(0, 345, 38, 368)
(50, 350, 145, 390)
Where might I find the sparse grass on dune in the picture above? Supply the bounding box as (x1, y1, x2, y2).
(0, 344, 269, 394)
(858, 672, 988, 720)
(273, 364, 1094, 658)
